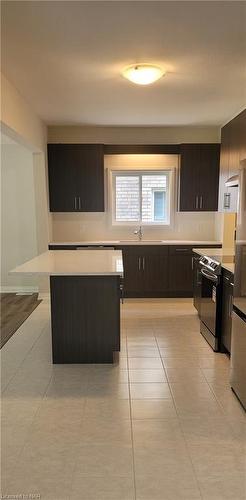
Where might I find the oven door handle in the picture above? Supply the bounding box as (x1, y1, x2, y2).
(201, 268, 218, 283)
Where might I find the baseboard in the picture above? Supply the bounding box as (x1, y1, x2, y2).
(38, 292, 50, 300)
(0, 286, 39, 294)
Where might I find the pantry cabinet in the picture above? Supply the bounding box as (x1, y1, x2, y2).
(218, 109, 246, 213)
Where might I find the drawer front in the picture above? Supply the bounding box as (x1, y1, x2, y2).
(169, 246, 193, 256)
(116, 245, 168, 255)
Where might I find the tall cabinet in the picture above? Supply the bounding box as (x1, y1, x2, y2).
(218, 109, 246, 213)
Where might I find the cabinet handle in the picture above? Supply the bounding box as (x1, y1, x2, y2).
(200, 196, 203, 209)
(74, 197, 77, 210)
(142, 257, 145, 271)
(195, 195, 199, 209)
(138, 257, 141, 271)
(176, 248, 189, 252)
(78, 197, 81, 210)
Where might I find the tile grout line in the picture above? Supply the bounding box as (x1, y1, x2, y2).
(155, 329, 204, 500)
(126, 332, 137, 500)
(65, 375, 89, 500)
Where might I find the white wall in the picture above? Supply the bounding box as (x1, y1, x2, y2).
(1, 137, 38, 291)
(1, 73, 50, 293)
(52, 154, 218, 243)
(48, 125, 220, 144)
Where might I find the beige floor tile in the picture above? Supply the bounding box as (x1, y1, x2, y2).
(134, 444, 196, 476)
(197, 473, 246, 500)
(86, 382, 129, 399)
(127, 337, 157, 346)
(88, 368, 128, 384)
(174, 398, 224, 418)
(75, 443, 134, 476)
(159, 347, 192, 357)
(80, 417, 132, 445)
(131, 397, 177, 419)
(135, 472, 201, 500)
(130, 382, 172, 399)
(128, 357, 163, 369)
(127, 346, 160, 357)
(129, 369, 166, 383)
(170, 381, 215, 400)
(162, 357, 200, 368)
(132, 419, 185, 448)
(6, 444, 75, 500)
(84, 398, 130, 419)
(71, 474, 135, 500)
(165, 366, 206, 383)
(180, 416, 246, 446)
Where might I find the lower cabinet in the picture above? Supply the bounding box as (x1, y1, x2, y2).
(221, 269, 234, 353)
(120, 246, 169, 297)
(49, 243, 221, 298)
(168, 246, 194, 296)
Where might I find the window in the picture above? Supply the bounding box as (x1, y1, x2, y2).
(112, 170, 171, 225)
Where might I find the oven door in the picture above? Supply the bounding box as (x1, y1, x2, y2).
(200, 267, 219, 336)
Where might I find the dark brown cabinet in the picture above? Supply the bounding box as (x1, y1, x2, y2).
(180, 143, 220, 212)
(120, 246, 168, 297)
(48, 144, 104, 212)
(168, 246, 194, 296)
(221, 270, 234, 353)
(49, 243, 221, 298)
(218, 109, 246, 212)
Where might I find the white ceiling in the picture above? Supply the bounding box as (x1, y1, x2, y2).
(2, 1, 246, 126)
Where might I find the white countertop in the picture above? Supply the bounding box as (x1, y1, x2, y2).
(192, 247, 235, 274)
(50, 240, 222, 246)
(10, 250, 123, 276)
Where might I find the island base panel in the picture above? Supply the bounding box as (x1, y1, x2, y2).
(50, 275, 120, 363)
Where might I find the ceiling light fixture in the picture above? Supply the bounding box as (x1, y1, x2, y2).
(122, 64, 165, 85)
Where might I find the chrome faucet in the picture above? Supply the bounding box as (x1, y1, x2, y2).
(134, 225, 143, 241)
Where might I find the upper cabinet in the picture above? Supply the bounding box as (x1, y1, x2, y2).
(218, 109, 246, 213)
(48, 144, 104, 212)
(179, 143, 220, 211)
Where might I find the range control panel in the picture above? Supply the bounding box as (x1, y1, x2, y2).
(199, 255, 221, 275)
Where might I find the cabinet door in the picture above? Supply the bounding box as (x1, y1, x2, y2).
(142, 248, 169, 293)
(48, 144, 104, 212)
(48, 145, 78, 212)
(221, 273, 234, 353)
(168, 247, 193, 296)
(199, 144, 220, 211)
(76, 145, 104, 212)
(121, 247, 143, 296)
(179, 144, 199, 211)
(180, 144, 220, 212)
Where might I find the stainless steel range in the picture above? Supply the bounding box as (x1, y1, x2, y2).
(199, 255, 222, 351)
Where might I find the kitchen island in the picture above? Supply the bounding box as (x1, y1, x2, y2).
(11, 250, 123, 363)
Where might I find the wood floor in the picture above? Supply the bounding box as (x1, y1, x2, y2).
(0, 293, 42, 348)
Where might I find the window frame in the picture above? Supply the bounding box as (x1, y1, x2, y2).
(110, 169, 173, 226)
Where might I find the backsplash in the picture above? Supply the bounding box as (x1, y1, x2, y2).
(52, 211, 217, 242)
